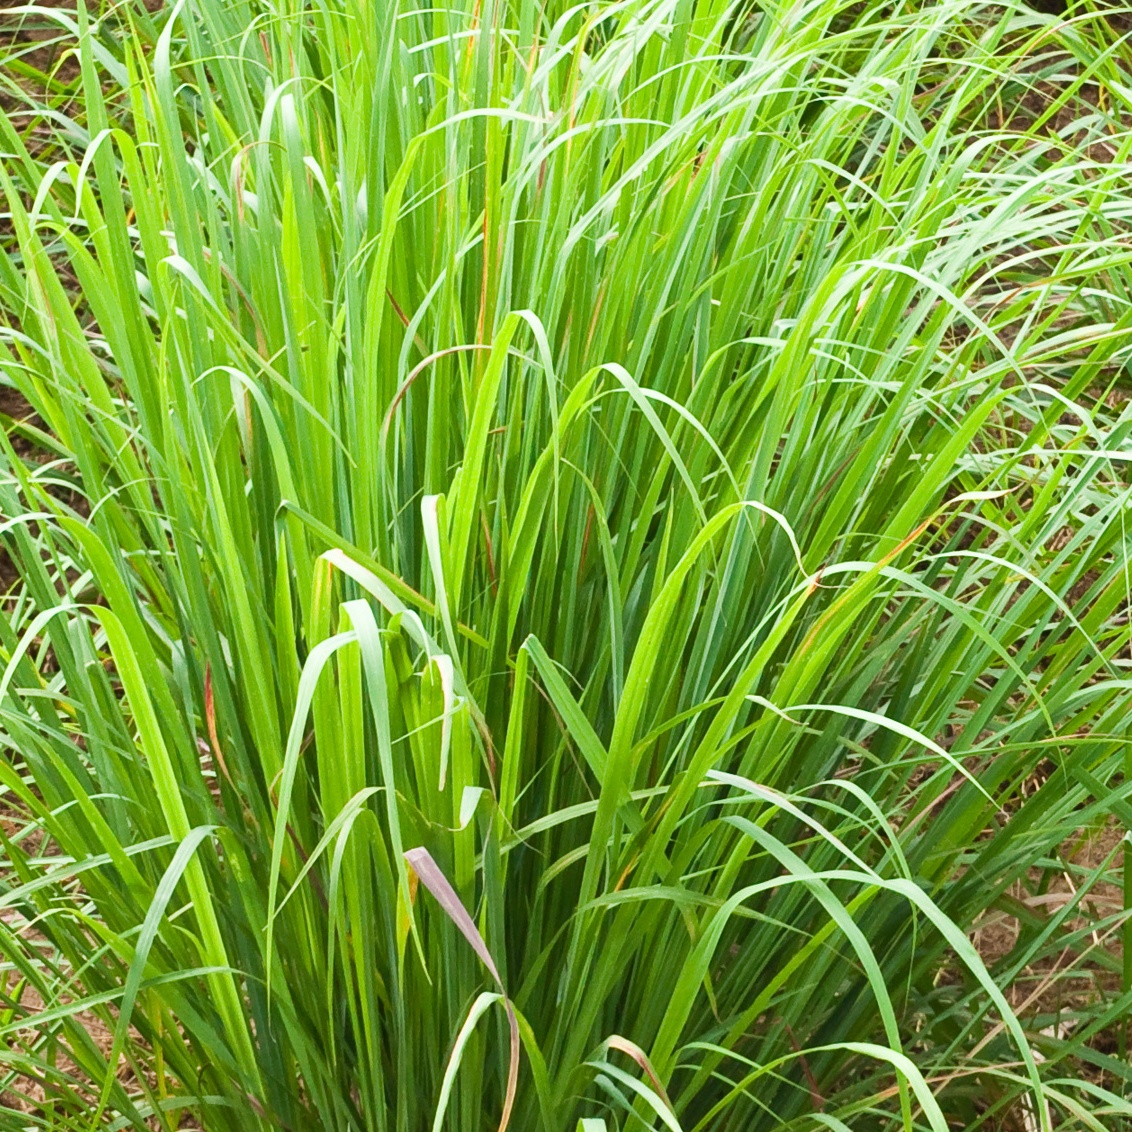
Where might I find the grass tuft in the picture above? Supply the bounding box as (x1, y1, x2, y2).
(1, 1, 1131, 1129)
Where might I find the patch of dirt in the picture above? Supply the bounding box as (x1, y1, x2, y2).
(0, 962, 195, 1129)
(0, 0, 82, 116)
(0, 792, 200, 1129)
(971, 819, 1127, 1088)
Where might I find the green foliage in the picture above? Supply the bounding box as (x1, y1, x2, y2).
(0, 0, 1131, 1128)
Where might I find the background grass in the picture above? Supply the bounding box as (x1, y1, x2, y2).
(1, 0, 1131, 1128)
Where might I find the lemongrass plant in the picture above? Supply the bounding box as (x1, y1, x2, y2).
(1, 0, 1131, 1129)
